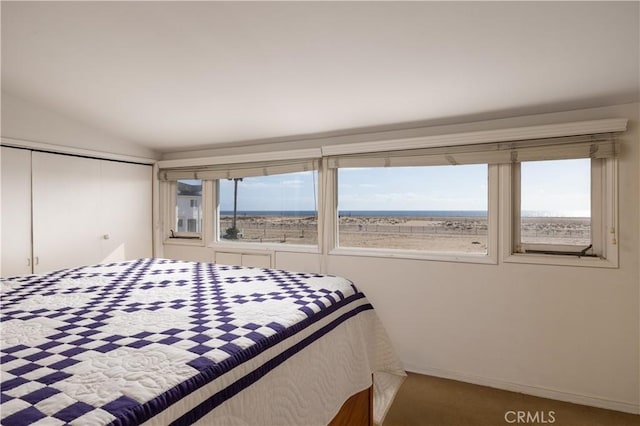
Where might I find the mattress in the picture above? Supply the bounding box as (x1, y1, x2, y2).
(1, 258, 405, 425)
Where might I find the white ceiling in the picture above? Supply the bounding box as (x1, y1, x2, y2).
(2, 1, 639, 153)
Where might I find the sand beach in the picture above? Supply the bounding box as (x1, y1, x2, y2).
(220, 214, 591, 252)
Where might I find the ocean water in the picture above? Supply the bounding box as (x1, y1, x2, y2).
(220, 210, 589, 218)
(338, 210, 488, 217)
(220, 210, 488, 217)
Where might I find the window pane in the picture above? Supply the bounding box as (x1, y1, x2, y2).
(337, 165, 488, 253)
(520, 159, 590, 247)
(218, 171, 318, 245)
(176, 179, 202, 233)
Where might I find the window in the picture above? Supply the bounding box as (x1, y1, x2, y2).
(174, 179, 202, 236)
(520, 159, 591, 249)
(512, 158, 611, 259)
(337, 165, 489, 254)
(217, 171, 318, 245)
(157, 118, 623, 266)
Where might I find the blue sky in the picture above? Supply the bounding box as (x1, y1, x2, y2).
(219, 172, 318, 212)
(337, 165, 487, 211)
(215, 159, 590, 216)
(521, 159, 590, 216)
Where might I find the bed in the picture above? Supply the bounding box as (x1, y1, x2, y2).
(0, 258, 405, 425)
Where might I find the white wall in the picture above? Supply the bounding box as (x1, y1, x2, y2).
(329, 103, 640, 414)
(0, 93, 157, 273)
(334, 103, 639, 413)
(161, 102, 640, 414)
(1, 91, 158, 160)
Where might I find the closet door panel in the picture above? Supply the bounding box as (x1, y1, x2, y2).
(32, 152, 102, 273)
(1, 147, 33, 276)
(99, 161, 152, 262)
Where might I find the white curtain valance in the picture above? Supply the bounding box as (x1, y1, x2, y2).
(159, 132, 618, 180)
(327, 134, 617, 169)
(159, 158, 319, 181)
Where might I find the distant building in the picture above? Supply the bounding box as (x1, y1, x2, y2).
(176, 181, 202, 233)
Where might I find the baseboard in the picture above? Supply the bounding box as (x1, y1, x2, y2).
(404, 364, 640, 415)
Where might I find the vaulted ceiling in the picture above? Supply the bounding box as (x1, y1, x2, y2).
(2, 1, 638, 152)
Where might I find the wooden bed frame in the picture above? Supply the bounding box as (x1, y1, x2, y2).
(329, 385, 373, 426)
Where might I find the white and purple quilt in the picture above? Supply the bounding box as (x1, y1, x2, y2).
(1, 258, 404, 426)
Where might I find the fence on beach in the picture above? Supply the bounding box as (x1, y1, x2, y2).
(220, 216, 590, 245)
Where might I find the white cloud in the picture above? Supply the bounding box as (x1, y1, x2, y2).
(281, 179, 304, 187)
(339, 191, 487, 210)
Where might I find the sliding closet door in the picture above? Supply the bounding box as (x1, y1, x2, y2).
(1, 147, 33, 277)
(32, 152, 102, 273)
(99, 160, 152, 262)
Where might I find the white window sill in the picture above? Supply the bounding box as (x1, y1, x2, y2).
(209, 241, 320, 254)
(329, 247, 497, 264)
(164, 237, 205, 247)
(503, 252, 618, 268)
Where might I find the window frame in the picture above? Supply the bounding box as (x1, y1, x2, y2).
(209, 171, 323, 254)
(327, 164, 500, 265)
(162, 179, 208, 245)
(501, 158, 618, 268)
(156, 119, 625, 268)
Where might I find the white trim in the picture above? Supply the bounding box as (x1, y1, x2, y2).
(486, 164, 499, 262)
(404, 364, 640, 415)
(1, 137, 156, 164)
(501, 158, 619, 269)
(212, 247, 276, 257)
(152, 163, 163, 258)
(503, 252, 618, 268)
(321, 165, 337, 274)
(321, 119, 628, 156)
(604, 159, 619, 266)
(163, 237, 206, 247)
(210, 242, 321, 254)
(157, 148, 322, 169)
(328, 247, 496, 265)
(203, 180, 216, 247)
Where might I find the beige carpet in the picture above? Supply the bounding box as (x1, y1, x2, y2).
(383, 373, 640, 426)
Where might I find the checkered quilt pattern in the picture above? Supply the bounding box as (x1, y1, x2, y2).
(0, 258, 372, 425)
